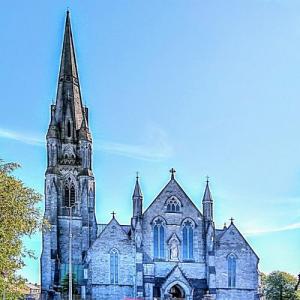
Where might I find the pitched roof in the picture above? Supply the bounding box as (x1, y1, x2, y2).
(215, 229, 226, 241)
(96, 218, 130, 241)
(217, 223, 259, 260)
(143, 177, 203, 217)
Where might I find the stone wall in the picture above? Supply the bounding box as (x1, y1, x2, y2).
(86, 218, 135, 299)
(215, 224, 259, 300)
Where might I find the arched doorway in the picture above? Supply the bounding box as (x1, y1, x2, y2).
(169, 284, 185, 299)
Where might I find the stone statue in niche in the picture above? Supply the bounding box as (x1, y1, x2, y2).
(169, 236, 179, 260)
(135, 231, 142, 248)
(135, 221, 143, 248)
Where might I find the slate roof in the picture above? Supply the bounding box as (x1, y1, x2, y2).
(121, 225, 131, 234)
(97, 223, 131, 237)
(215, 228, 226, 241)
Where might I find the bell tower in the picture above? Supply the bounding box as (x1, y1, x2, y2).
(41, 11, 97, 298)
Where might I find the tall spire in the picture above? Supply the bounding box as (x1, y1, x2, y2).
(54, 10, 85, 136)
(59, 11, 79, 83)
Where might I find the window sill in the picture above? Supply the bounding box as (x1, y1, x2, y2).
(182, 259, 195, 263)
(153, 258, 166, 262)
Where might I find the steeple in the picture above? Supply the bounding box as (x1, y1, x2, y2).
(42, 12, 97, 298)
(54, 11, 85, 139)
(202, 177, 213, 221)
(132, 173, 143, 219)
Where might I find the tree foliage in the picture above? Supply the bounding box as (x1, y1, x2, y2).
(0, 159, 42, 299)
(265, 271, 300, 300)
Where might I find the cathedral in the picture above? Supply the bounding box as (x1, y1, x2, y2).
(41, 12, 261, 300)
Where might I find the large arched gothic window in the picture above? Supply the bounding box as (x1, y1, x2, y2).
(182, 220, 194, 259)
(153, 219, 165, 259)
(64, 178, 76, 207)
(110, 249, 118, 284)
(228, 253, 237, 288)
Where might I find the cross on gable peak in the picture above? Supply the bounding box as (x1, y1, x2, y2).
(169, 168, 176, 179)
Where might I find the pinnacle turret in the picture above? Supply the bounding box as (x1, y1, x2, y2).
(79, 109, 92, 141)
(203, 178, 213, 203)
(202, 177, 213, 222)
(133, 174, 143, 199)
(46, 105, 59, 139)
(132, 173, 143, 220)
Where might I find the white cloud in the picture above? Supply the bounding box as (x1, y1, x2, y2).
(94, 125, 173, 161)
(0, 128, 44, 146)
(244, 222, 300, 236)
(0, 126, 173, 161)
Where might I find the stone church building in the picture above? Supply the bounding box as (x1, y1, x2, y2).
(41, 12, 261, 300)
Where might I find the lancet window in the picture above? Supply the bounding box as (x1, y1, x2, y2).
(110, 248, 118, 284)
(153, 218, 165, 259)
(64, 178, 76, 207)
(228, 253, 237, 288)
(182, 220, 194, 259)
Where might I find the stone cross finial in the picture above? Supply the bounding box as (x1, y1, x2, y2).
(170, 168, 176, 179)
(111, 211, 116, 219)
(230, 217, 234, 224)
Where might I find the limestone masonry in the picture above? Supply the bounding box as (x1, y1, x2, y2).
(41, 12, 261, 300)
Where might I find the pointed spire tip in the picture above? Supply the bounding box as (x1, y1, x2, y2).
(133, 172, 142, 198)
(66, 9, 70, 23)
(203, 176, 213, 202)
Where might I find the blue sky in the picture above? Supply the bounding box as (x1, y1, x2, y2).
(0, 0, 300, 284)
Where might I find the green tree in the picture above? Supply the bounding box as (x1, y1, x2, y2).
(265, 271, 300, 300)
(0, 159, 42, 299)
